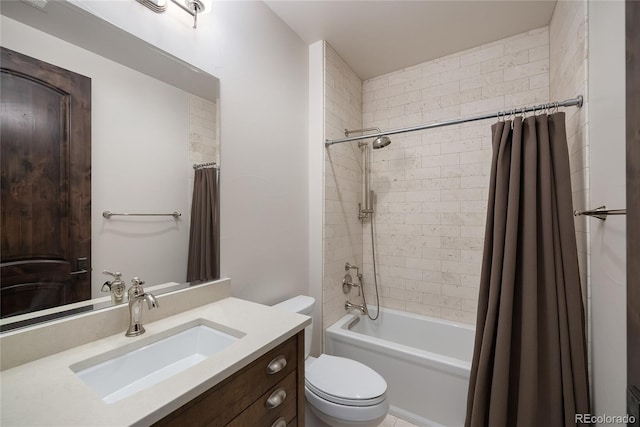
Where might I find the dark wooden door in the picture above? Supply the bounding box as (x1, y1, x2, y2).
(627, 0, 640, 423)
(0, 47, 91, 318)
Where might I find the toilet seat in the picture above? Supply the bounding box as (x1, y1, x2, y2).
(305, 354, 387, 407)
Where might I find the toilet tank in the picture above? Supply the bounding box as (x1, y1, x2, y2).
(272, 295, 314, 358)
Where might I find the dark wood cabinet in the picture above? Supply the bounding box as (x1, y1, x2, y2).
(154, 331, 305, 427)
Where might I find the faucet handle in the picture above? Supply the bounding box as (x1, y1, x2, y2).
(128, 277, 146, 300)
(131, 277, 145, 286)
(103, 270, 122, 279)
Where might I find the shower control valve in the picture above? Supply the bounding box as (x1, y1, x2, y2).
(342, 272, 362, 296)
(342, 273, 353, 294)
(345, 262, 363, 280)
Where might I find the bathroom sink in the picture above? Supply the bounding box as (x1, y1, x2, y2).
(70, 319, 245, 403)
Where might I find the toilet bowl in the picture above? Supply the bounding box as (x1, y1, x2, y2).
(273, 296, 389, 427)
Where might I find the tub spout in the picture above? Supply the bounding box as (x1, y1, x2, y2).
(345, 300, 367, 315)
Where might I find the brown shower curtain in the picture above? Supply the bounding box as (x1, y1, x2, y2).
(186, 167, 219, 282)
(465, 113, 590, 427)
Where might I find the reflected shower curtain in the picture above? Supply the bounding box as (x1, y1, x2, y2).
(465, 113, 590, 427)
(186, 167, 219, 282)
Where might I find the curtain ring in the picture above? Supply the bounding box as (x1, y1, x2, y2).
(552, 102, 559, 114)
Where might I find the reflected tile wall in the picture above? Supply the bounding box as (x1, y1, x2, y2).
(188, 95, 219, 199)
(189, 95, 219, 166)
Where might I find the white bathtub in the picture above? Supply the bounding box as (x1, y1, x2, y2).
(325, 307, 475, 427)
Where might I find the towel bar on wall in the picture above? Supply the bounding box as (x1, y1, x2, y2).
(102, 211, 182, 219)
(573, 206, 627, 221)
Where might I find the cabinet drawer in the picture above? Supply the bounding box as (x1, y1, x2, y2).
(227, 370, 297, 427)
(154, 334, 299, 427)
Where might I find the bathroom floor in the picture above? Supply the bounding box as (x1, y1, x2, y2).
(381, 414, 420, 427)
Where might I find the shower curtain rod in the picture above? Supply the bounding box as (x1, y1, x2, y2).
(325, 95, 583, 146)
(193, 161, 218, 169)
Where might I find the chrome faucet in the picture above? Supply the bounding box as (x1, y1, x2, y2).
(101, 270, 126, 304)
(125, 277, 159, 337)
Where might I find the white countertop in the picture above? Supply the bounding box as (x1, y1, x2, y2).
(0, 297, 310, 426)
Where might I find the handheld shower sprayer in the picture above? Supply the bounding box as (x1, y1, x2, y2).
(341, 128, 392, 220)
(335, 129, 390, 321)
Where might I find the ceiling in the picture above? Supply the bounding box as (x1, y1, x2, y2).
(264, 0, 557, 80)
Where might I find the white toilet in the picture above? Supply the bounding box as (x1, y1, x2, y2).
(273, 295, 389, 427)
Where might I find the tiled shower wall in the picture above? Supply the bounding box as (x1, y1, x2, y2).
(323, 43, 364, 330)
(549, 0, 589, 306)
(360, 28, 550, 324)
(549, 0, 590, 386)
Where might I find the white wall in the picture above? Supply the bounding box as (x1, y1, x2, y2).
(308, 40, 325, 355)
(71, 0, 310, 303)
(587, 0, 627, 421)
(1, 16, 192, 297)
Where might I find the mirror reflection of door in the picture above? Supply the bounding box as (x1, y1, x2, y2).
(0, 47, 91, 318)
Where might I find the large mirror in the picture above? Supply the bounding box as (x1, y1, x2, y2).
(0, 1, 220, 331)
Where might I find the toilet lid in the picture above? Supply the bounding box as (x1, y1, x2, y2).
(305, 355, 387, 407)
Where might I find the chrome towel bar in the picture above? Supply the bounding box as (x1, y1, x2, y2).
(573, 206, 627, 221)
(102, 211, 181, 219)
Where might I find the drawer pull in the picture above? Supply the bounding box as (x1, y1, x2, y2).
(265, 387, 287, 409)
(266, 355, 287, 375)
(271, 417, 287, 427)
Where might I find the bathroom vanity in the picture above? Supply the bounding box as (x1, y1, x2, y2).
(0, 280, 309, 426)
(155, 333, 303, 427)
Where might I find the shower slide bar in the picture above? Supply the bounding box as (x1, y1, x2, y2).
(325, 95, 583, 146)
(573, 206, 627, 221)
(102, 211, 182, 219)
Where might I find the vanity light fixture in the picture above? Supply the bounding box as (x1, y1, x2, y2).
(136, 0, 209, 29)
(136, 0, 168, 13)
(171, 0, 207, 29)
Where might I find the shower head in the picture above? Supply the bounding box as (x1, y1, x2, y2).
(342, 127, 392, 149)
(372, 135, 391, 149)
